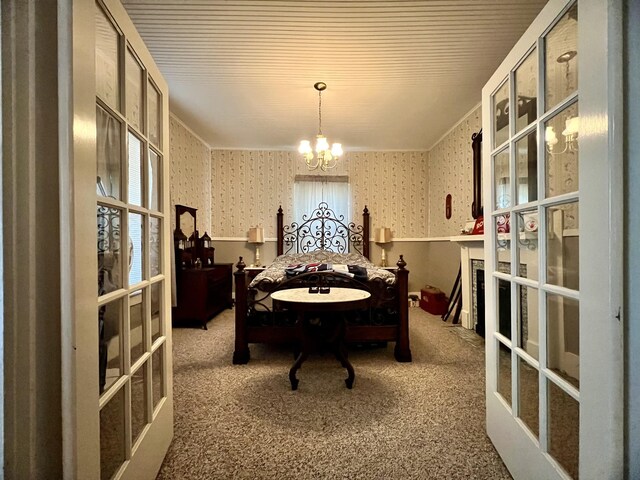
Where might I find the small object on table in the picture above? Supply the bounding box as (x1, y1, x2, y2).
(308, 286, 319, 294)
(319, 286, 331, 294)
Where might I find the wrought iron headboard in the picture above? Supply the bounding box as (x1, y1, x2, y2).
(276, 202, 370, 259)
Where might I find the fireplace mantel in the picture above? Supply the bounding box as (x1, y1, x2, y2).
(450, 235, 485, 330)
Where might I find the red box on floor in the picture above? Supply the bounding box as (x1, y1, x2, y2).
(419, 286, 449, 315)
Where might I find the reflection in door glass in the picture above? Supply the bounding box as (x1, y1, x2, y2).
(515, 49, 538, 133)
(516, 210, 538, 281)
(151, 281, 162, 343)
(130, 289, 145, 365)
(493, 149, 511, 210)
(544, 102, 580, 198)
(126, 48, 144, 132)
(518, 356, 539, 438)
(548, 379, 579, 479)
(95, 6, 120, 111)
(128, 132, 143, 206)
(97, 205, 122, 295)
(545, 4, 578, 112)
(152, 346, 165, 410)
(547, 294, 580, 389)
(97, 106, 122, 200)
(515, 131, 538, 204)
(518, 285, 539, 360)
(129, 212, 145, 286)
(131, 363, 149, 445)
(99, 298, 123, 395)
(100, 386, 126, 479)
(546, 203, 579, 290)
(497, 342, 512, 407)
(493, 81, 510, 148)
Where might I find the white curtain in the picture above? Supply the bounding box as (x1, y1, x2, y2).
(293, 175, 350, 228)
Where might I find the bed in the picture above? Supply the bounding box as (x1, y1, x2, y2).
(232, 203, 411, 364)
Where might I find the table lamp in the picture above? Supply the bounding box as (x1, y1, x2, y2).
(375, 227, 392, 267)
(248, 226, 265, 267)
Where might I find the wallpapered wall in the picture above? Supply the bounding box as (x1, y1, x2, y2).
(169, 115, 212, 234)
(210, 150, 429, 239)
(428, 105, 481, 237)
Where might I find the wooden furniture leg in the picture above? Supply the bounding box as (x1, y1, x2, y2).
(233, 258, 250, 364)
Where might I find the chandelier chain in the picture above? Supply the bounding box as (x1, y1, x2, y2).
(318, 89, 322, 135)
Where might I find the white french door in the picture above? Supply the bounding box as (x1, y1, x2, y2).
(482, 0, 623, 478)
(70, 0, 173, 478)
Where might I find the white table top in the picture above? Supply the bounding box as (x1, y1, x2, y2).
(271, 287, 371, 304)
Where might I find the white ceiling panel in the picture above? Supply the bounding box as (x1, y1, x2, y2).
(122, 0, 548, 150)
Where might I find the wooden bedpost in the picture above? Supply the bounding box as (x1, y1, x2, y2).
(394, 255, 412, 362)
(362, 205, 370, 260)
(233, 257, 250, 364)
(277, 205, 284, 256)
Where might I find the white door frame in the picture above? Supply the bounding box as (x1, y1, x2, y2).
(482, 0, 624, 478)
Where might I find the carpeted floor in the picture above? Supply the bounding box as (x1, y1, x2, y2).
(157, 307, 511, 479)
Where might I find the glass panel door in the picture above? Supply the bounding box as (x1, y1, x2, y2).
(95, 0, 171, 478)
(483, 1, 586, 478)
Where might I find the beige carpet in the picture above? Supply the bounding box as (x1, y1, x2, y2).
(157, 307, 511, 479)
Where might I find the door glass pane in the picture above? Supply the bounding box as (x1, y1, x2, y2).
(548, 379, 579, 479)
(544, 102, 579, 198)
(130, 289, 145, 365)
(152, 346, 164, 410)
(100, 387, 126, 479)
(126, 49, 144, 132)
(95, 6, 120, 111)
(516, 210, 538, 281)
(150, 282, 161, 343)
(497, 342, 512, 407)
(150, 216, 161, 277)
(494, 149, 511, 209)
(518, 355, 539, 438)
(129, 212, 144, 286)
(99, 298, 123, 395)
(515, 49, 538, 133)
(547, 294, 580, 388)
(516, 131, 538, 204)
(495, 214, 511, 265)
(544, 4, 578, 112)
(128, 132, 143, 206)
(493, 80, 510, 147)
(497, 279, 512, 340)
(98, 205, 122, 295)
(148, 149, 160, 211)
(97, 106, 122, 200)
(546, 203, 579, 289)
(131, 363, 149, 445)
(518, 285, 539, 360)
(148, 80, 161, 147)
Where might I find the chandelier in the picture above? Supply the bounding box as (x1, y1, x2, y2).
(298, 82, 343, 171)
(545, 51, 579, 156)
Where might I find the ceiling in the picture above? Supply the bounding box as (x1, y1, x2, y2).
(121, 0, 547, 151)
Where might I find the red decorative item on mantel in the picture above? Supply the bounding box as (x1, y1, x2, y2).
(472, 215, 485, 235)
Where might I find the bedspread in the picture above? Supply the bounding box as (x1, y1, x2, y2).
(249, 251, 395, 288)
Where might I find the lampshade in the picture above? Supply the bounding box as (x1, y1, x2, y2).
(248, 226, 264, 244)
(375, 227, 392, 244)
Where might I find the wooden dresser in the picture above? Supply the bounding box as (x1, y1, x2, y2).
(172, 263, 233, 329)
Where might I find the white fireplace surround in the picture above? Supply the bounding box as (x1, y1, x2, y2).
(450, 235, 485, 330)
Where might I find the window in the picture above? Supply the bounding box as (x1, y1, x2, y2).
(293, 176, 350, 227)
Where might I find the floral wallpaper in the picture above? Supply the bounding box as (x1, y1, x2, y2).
(428, 106, 481, 237)
(210, 150, 429, 239)
(169, 115, 212, 235)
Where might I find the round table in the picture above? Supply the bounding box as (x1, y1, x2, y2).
(271, 287, 371, 390)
